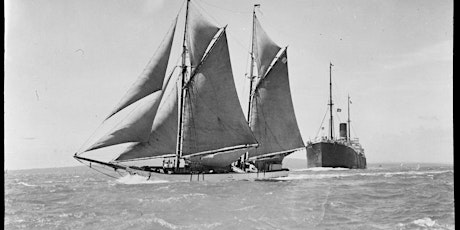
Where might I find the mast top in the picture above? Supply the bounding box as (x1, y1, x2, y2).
(329, 62, 334, 140)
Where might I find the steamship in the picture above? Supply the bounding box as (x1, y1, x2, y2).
(306, 63, 366, 169)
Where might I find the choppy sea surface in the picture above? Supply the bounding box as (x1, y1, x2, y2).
(5, 162, 454, 230)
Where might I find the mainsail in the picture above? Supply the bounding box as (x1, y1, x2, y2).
(79, 1, 257, 169)
(248, 16, 304, 160)
(182, 29, 258, 156)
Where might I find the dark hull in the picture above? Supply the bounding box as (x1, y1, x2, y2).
(306, 142, 366, 169)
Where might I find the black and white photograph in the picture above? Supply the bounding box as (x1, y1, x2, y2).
(5, 0, 453, 229)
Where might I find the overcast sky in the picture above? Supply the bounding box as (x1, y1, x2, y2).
(5, 0, 453, 170)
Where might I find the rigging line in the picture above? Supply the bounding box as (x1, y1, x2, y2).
(191, 1, 221, 26)
(76, 121, 106, 155)
(350, 122, 358, 139)
(255, 94, 286, 151)
(76, 44, 186, 154)
(178, 0, 186, 16)
(93, 60, 182, 152)
(184, 28, 226, 89)
(332, 80, 345, 112)
(335, 111, 342, 124)
(186, 80, 252, 150)
(106, 14, 179, 121)
(111, 71, 180, 161)
(252, 48, 285, 94)
(108, 72, 182, 163)
(189, 89, 199, 154)
(315, 107, 329, 139)
(78, 1, 183, 157)
(255, 15, 293, 47)
(76, 158, 119, 179)
(192, 0, 252, 56)
(199, 0, 252, 14)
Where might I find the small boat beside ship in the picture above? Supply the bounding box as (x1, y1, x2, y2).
(73, 1, 304, 182)
(306, 63, 367, 169)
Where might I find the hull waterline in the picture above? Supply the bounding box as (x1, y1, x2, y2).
(306, 141, 366, 169)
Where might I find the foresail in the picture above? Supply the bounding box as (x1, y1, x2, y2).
(248, 49, 304, 159)
(182, 30, 258, 156)
(254, 16, 281, 78)
(85, 90, 163, 152)
(187, 3, 220, 68)
(106, 17, 177, 119)
(115, 83, 179, 161)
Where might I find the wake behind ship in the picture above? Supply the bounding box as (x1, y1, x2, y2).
(306, 63, 366, 169)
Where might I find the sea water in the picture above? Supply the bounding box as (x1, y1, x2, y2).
(4, 162, 454, 230)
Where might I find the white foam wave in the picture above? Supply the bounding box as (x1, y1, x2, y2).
(276, 169, 452, 181)
(116, 174, 169, 184)
(17, 182, 37, 187)
(152, 217, 179, 229)
(275, 173, 349, 180)
(369, 170, 452, 178)
(158, 193, 207, 203)
(413, 217, 436, 227)
(294, 167, 350, 172)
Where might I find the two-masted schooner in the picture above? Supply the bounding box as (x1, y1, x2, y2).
(74, 1, 304, 182)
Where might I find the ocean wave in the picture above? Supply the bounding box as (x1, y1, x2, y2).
(413, 217, 436, 227)
(17, 182, 37, 187)
(276, 169, 452, 181)
(116, 174, 170, 184)
(274, 173, 349, 180)
(152, 217, 179, 229)
(293, 167, 350, 172)
(158, 193, 207, 203)
(365, 170, 452, 178)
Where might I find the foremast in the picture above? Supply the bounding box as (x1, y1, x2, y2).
(176, 0, 190, 171)
(246, 6, 304, 164)
(247, 4, 259, 120)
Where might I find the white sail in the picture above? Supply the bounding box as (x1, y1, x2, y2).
(82, 18, 177, 152)
(253, 16, 281, 78)
(248, 18, 304, 160)
(115, 83, 179, 161)
(187, 3, 220, 67)
(85, 90, 163, 152)
(182, 29, 258, 157)
(106, 17, 177, 119)
(115, 8, 257, 166)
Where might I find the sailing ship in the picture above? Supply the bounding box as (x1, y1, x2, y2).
(306, 63, 366, 169)
(73, 1, 304, 182)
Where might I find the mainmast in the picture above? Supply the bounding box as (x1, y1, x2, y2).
(176, 0, 190, 170)
(247, 4, 259, 120)
(329, 62, 334, 140)
(347, 94, 351, 141)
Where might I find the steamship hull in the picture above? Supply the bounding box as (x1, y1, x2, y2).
(306, 142, 366, 169)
